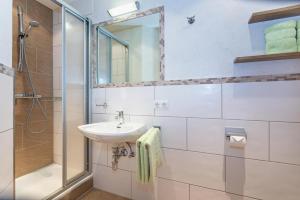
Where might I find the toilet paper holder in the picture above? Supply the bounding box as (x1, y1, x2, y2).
(225, 127, 247, 139)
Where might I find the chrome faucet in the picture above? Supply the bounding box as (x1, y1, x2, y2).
(115, 111, 125, 125)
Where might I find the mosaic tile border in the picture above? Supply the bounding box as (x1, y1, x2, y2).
(0, 63, 14, 77)
(92, 6, 165, 87)
(93, 73, 300, 88)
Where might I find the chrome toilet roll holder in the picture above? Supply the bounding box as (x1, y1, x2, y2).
(225, 127, 247, 140)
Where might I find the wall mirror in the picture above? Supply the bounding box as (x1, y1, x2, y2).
(94, 7, 164, 86)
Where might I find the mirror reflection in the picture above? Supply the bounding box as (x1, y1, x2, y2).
(96, 13, 161, 84)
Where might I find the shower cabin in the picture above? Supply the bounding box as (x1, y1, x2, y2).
(13, 0, 91, 199)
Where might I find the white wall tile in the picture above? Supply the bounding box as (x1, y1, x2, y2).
(155, 178, 189, 200)
(188, 118, 269, 160)
(190, 185, 255, 200)
(93, 164, 132, 198)
(106, 87, 154, 115)
(0, 181, 13, 200)
(92, 88, 106, 114)
(223, 81, 300, 122)
(132, 173, 155, 200)
(188, 118, 224, 154)
(0, 130, 13, 194)
(0, 0, 12, 67)
(158, 148, 225, 190)
(226, 157, 300, 200)
(0, 74, 13, 132)
(132, 175, 189, 200)
(155, 85, 221, 118)
(92, 142, 108, 166)
(92, 113, 112, 123)
(129, 115, 154, 130)
(154, 117, 187, 150)
(270, 122, 300, 165)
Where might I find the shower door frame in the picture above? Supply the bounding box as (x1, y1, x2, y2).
(61, 4, 92, 187)
(45, 1, 92, 198)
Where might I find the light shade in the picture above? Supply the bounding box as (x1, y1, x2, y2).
(108, 1, 140, 17)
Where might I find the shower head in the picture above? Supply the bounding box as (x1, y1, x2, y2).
(24, 20, 40, 35)
(29, 21, 40, 27)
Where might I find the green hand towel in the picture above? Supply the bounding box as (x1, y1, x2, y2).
(144, 128, 161, 183)
(265, 20, 296, 34)
(266, 38, 297, 54)
(265, 28, 296, 42)
(137, 132, 150, 183)
(136, 127, 162, 183)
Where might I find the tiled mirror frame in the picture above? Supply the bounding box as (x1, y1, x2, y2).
(92, 6, 165, 88)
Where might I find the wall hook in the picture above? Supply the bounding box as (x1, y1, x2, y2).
(187, 16, 195, 24)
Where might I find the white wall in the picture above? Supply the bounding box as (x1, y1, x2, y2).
(0, 0, 14, 199)
(66, 0, 300, 199)
(0, 0, 13, 67)
(66, 0, 300, 80)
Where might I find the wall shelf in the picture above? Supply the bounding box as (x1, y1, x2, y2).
(234, 52, 300, 63)
(248, 4, 300, 24)
(234, 5, 300, 63)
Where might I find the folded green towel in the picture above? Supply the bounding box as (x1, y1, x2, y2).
(297, 20, 300, 29)
(265, 20, 296, 34)
(265, 28, 296, 42)
(266, 38, 297, 54)
(136, 127, 162, 183)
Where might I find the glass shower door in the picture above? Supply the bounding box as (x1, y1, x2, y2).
(62, 7, 90, 184)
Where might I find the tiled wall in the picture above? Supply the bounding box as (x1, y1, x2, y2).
(91, 81, 300, 200)
(13, 0, 54, 177)
(0, 0, 13, 199)
(0, 74, 14, 200)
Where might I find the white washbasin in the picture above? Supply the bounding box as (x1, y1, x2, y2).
(78, 121, 146, 143)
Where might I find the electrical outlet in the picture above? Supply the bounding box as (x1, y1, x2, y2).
(154, 100, 169, 108)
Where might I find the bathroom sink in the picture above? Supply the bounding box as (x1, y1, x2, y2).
(78, 122, 146, 143)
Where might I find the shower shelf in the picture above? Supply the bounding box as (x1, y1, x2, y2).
(234, 52, 300, 63)
(15, 93, 42, 99)
(248, 4, 300, 24)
